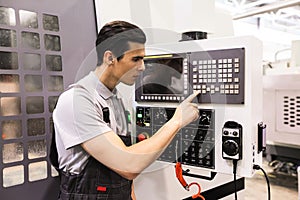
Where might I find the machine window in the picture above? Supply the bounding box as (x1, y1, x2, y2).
(0, 52, 18, 70)
(2, 142, 24, 163)
(46, 54, 62, 71)
(0, 29, 17, 47)
(27, 118, 45, 136)
(26, 96, 44, 114)
(19, 10, 38, 29)
(24, 75, 43, 92)
(43, 14, 59, 32)
(21, 31, 40, 49)
(48, 75, 63, 91)
(0, 97, 21, 116)
(28, 139, 47, 159)
(23, 53, 41, 71)
(0, 74, 20, 93)
(28, 161, 47, 182)
(44, 34, 61, 51)
(0, 7, 16, 26)
(1, 119, 22, 140)
(3, 165, 24, 187)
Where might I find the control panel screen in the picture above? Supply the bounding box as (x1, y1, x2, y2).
(135, 54, 189, 102)
(143, 58, 183, 95)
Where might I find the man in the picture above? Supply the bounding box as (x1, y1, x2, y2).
(53, 20, 200, 200)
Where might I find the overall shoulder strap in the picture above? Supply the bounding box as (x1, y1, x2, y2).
(49, 118, 59, 169)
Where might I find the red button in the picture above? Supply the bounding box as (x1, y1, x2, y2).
(97, 186, 107, 192)
(138, 133, 148, 141)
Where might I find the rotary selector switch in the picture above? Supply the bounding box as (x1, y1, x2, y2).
(154, 108, 168, 124)
(199, 111, 211, 127)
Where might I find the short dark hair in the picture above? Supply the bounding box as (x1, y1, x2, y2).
(95, 20, 146, 65)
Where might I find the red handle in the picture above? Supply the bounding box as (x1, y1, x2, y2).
(175, 162, 189, 190)
(175, 162, 205, 200)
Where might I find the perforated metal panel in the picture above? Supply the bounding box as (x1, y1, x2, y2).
(0, 1, 97, 199)
(276, 90, 300, 134)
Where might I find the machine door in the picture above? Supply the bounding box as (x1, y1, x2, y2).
(0, 0, 97, 199)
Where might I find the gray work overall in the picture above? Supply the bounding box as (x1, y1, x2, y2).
(57, 135, 133, 200)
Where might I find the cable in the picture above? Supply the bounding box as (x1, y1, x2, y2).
(253, 164, 271, 200)
(232, 160, 238, 200)
(188, 182, 205, 200)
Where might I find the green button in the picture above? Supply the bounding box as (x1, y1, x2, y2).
(127, 113, 131, 123)
(137, 113, 143, 118)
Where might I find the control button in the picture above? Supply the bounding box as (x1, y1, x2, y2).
(233, 131, 238, 136)
(137, 132, 149, 142)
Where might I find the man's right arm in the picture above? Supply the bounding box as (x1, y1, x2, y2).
(81, 91, 200, 180)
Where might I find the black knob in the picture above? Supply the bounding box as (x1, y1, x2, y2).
(199, 113, 210, 126)
(222, 140, 239, 156)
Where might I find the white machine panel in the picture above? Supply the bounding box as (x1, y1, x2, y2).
(118, 35, 264, 199)
(276, 90, 300, 134)
(263, 74, 300, 147)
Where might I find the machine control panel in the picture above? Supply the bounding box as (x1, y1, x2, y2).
(135, 48, 245, 104)
(136, 106, 215, 169)
(132, 36, 263, 179)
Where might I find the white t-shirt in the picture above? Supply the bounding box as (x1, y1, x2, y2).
(53, 72, 128, 174)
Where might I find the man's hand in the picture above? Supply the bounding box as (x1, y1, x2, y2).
(172, 91, 200, 128)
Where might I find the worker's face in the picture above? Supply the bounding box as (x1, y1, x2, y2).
(115, 42, 145, 85)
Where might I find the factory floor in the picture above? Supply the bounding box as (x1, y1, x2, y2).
(243, 158, 298, 200)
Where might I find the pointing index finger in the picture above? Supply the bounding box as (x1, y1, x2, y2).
(185, 90, 200, 103)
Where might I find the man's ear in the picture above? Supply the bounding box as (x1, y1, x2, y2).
(103, 51, 114, 65)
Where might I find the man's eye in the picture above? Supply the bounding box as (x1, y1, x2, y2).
(133, 57, 143, 62)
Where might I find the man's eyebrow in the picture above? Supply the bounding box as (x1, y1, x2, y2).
(132, 56, 144, 59)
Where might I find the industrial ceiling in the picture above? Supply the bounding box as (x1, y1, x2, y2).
(216, 0, 300, 35)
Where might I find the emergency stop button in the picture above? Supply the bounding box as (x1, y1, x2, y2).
(137, 132, 149, 142)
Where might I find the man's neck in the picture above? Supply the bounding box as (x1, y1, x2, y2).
(94, 65, 117, 91)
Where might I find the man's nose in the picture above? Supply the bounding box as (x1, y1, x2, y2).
(137, 60, 145, 71)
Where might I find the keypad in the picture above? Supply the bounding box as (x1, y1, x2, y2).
(190, 48, 245, 104)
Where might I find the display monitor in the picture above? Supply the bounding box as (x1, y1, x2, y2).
(135, 53, 189, 102)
